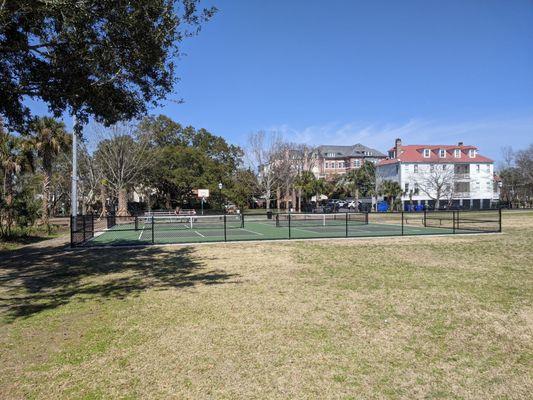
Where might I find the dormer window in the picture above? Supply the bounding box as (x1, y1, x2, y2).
(327, 152, 336, 157)
(454, 149, 461, 158)
(423, 149, 431, 158)
(468, 149, 476, 158)
(439, 149, 446, 158)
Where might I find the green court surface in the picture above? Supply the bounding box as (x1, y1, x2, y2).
(85, 215, 491, 246)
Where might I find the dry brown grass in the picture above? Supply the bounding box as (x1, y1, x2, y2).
(0, 211, 532, 399)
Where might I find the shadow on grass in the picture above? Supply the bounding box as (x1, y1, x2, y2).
(0, 244, 238, 322)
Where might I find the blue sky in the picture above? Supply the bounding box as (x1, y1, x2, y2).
(33, 0, 533, 162)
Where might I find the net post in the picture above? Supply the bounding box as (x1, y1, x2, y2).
(423, 209, 427, 227)
(498, 207, 502, 232)
(457, 210, 460, 231)
(224, 214, 227, 242)
(135, 216, 138, 231)
(365, 211, 369, 225)
(401, 211, 404, 236)
(241, 213, 244, 228)
(151, 216, 155, 244)
(288, 212, 291, 239)
(345, 212, 348, 238)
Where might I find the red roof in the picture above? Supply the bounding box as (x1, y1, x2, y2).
(378, 144, 493, 166)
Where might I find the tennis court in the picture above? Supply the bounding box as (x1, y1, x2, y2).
(71, 209, 502, 247)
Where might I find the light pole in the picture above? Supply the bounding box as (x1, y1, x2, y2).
(71, 115, 79, 231)
(218, 182, 223, 213)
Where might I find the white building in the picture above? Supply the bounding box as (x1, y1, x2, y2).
(376, 139, 500, 209)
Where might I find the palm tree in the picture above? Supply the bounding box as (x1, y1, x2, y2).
(338, 169, 360, 209)
(28, 117, 70, 231)
(379, 180, 402, 211)
(0, 126, 34, 236)
(312, 178, 328, 211)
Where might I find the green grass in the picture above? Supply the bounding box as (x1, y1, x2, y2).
(0, 210, 531, 399)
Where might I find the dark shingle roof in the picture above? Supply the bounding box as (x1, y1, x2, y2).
(317, 144, 386, 158)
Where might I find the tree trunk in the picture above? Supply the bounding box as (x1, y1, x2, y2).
(265, 188, 271, 212)
(276, 187, 280, 212)
(297, 188, 302, 212)
(117, 188, 129, 216)
(355, 187, 360, 212)
(42, 171, 51, 232)
(100, 184, 107, 217)
(165, 192, 171, 210)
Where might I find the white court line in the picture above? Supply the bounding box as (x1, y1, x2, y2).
(194, 230, 205, 237)
(138, 225, 145, 240)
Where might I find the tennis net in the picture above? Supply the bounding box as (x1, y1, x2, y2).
(139, 214, 243, 230)
(275, 212, 368, 227)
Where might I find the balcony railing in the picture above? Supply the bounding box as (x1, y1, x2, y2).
(454, 173, 470, 180)
(453, 192, 471, 199)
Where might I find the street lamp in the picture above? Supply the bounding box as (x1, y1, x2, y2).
(218, 182, 223, 213)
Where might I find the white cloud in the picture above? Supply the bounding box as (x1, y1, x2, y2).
(265, 115, 533, 161)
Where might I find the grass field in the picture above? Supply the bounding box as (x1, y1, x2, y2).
(0, 211, 531, 399)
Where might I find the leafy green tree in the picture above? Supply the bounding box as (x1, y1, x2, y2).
(294, 171, 317, 209)
(336, 162, 376, 209)
(139, 115, 243, 210)
(378, 180, 402, 211)
(27, 117, 70, 230)
(0, 1, 216, 130)
(228, 169, 259, 211)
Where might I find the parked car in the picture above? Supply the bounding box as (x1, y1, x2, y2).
(346, 200, 359, 210)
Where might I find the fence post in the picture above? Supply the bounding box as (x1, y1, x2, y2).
(499, 207, 502, 232)
(453, 211, 456, 234)
(345, 212, 348, 237)
(401, 211, 404, 236)
(70, 216, 74, 248)
(288, 212, 291, 239)
(423, 209, 427, 227)
(82, 214, 86, 242)
(135, 216, 138, 231)
(151, 216, 155, 244)
(224, 214, 227, 242)
(456, 210, 460, 231)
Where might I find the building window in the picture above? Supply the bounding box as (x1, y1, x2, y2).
(442, 164, 447, 170)
(454, 149, 461, 158)
(414, 183, 419, 195)
(439, 149, 446, 158)
(325, 162, 329, 168)
(423, 149, 431, 158)
(327, 152, 336, 157)
(430, 164, 435, 172)
(339, 162, 344, 168)
(404, 183, 409, 192)
(354, 159, 361, 168)
(469, 149, 476, 158)
(476, 164, 480, 173)
(414, 164, 418, 173)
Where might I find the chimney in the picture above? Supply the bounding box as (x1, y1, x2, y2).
(458, 141, 464, 146)
(394, 138, 401, 158)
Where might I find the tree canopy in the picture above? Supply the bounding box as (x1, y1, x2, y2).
(0, 1, 216, 130)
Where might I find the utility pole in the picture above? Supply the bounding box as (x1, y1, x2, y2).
(71, 115, 78, 221)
